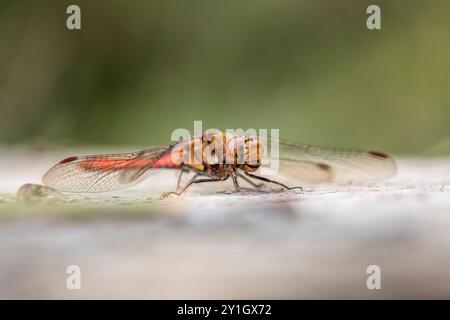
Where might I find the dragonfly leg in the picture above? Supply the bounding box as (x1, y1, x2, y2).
(176, 168, 190, 190)
(244, 172, 303, 192)
(237, 173, 263, 188)
(231, 171, 240, 189)
(161, 175, 229, 198)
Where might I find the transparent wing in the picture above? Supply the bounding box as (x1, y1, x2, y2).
(262, 140, 396, 183)
(42, 146, 174, 192)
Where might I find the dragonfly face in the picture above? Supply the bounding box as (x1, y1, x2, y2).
(227, 134, 263, 173)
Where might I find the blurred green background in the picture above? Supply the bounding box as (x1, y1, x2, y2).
(0, 0, 449, 154)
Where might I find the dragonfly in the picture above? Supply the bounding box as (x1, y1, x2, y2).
(42, 131, 396, 196)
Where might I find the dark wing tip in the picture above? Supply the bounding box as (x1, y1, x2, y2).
(368, 150, 397, 178)
(368, 151, 390, 159)
(58, 156, 79, 164)
(316, 163, 332, 171)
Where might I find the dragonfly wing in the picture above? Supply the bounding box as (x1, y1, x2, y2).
(42, 146, 175, 192)
(264, 140, 396, 183)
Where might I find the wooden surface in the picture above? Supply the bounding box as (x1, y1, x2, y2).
(1, 149, 450, 299)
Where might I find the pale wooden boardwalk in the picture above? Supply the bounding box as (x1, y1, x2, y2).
(1, 150, 450, 299)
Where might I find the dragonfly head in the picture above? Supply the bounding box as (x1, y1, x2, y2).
(227, 134, 263, 172)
